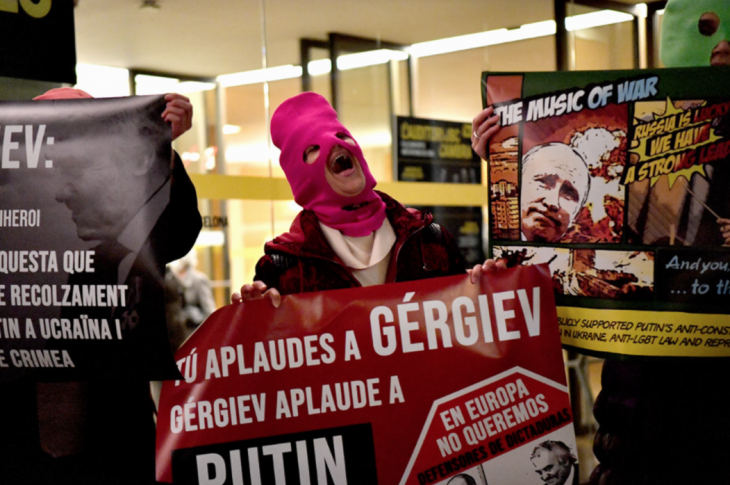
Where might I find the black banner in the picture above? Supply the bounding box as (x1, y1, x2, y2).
(395, 116, 479, 184)
(394, 116, 484, 266)
(0, 95, 181, 380)
(0, 0, 76, 84)
(172, 424, 378, 485)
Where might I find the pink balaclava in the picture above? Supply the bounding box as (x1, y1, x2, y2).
(271, 92, 386, 237)
(33, 87, 93, 100)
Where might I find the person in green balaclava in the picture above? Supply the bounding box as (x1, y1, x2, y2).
(662, 0, 730, 246)
(661, 0, 730, 67)
(590, 2, 730, 485)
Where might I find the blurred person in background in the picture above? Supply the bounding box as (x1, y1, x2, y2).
(170, 249, 216, 344)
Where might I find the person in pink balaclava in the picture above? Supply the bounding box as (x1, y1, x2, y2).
(233, 92, 503, 305)
(233, 92, 502, 305)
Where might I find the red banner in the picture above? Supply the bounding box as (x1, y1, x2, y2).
(155, 265, 575, 484)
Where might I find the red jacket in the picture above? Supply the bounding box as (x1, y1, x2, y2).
(254, 191, 466, 295)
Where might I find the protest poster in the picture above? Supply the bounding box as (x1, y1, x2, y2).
(0, 95, 182, 381)
(155, 265, 577, 485)
(483, 67, 730, 358)
(395, 116, 485, 266)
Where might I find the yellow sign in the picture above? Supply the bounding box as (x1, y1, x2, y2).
(558, 306, 730, 357)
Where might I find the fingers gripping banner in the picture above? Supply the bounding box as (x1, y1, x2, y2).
(0, 96, 182, 380)
(483, 67, 730, 358)
(156, 266, 577, 485)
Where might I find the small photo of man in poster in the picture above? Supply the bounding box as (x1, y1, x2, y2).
(519, 104, 628, 245)
(474, 427, 578, 485)
(529, 440, 579, 485)
(489, 103, 628, 245)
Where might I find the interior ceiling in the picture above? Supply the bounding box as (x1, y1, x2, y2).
(76, 0, 525, 78)
(73, 0, 659, 79)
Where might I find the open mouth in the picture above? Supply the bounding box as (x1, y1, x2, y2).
(331, 153, 354, 174)
(325, 145, 366, 197)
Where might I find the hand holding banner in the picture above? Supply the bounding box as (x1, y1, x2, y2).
(156, 265, 576, 485)
(484, 67, 730, 358)
(0, 95, 195, 381)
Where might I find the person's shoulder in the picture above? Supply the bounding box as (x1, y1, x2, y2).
(264, 209, 334, 260)
(265, 211, 310, 249)
(259, 251, 300, 273)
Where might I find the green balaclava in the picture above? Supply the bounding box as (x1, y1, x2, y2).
(661, 0, 730, 67)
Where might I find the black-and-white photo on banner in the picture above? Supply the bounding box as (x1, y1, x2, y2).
(0, 95, 195, 381)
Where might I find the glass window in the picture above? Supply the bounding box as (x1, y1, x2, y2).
(567, 3, 637, 70)
(64, 0, 646, 323)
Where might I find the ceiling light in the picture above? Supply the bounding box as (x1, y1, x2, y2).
(408, 20, 556, 57)
(409, 29, 510, 57)
(407, 21, 558, 57)
(135, 74, 178, 94)
(408, 10, 632, 58)
(75, 64, 131, 97)
(566, 10, 634, 31)
(504, 20, 556, 41)
(217, 9, 634, 86)
(222, 124, 241, 135)
(307, 59, 332, 76)
(174, 81, 216, 94)
(217, 65, 303, 87)
(337, 49, 409, 70)
(134, 74, 215, 95)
